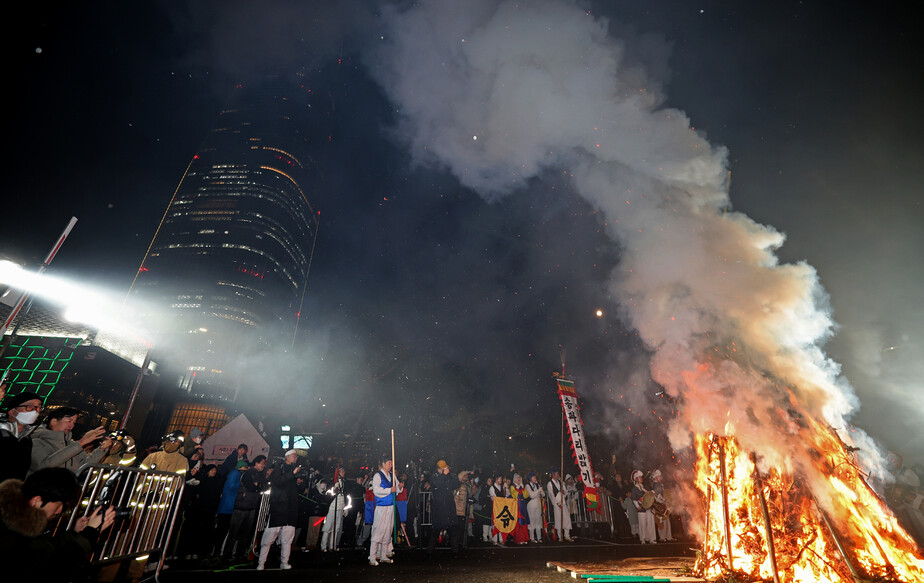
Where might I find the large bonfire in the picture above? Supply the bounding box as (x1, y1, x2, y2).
(683, 365, 924, 582)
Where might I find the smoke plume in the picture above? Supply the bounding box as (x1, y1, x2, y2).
(367, 0, 883, 475)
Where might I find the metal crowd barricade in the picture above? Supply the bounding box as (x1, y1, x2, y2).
(247, 489, 273, 558)
(543, 489, 615, 538)
(418, 490, 432, 526)
(60, 464, 186, 583)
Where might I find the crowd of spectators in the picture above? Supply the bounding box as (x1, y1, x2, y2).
(1, 388, 682, 573)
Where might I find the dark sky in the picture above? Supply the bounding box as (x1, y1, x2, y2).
(4, 1, 923, 472)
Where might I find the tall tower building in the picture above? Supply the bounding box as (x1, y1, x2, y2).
(130, 77, 320, 415)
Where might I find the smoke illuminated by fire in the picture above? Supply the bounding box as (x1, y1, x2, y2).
(369, 0, 922, 580)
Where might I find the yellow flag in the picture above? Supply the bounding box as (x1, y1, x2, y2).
(492, 498, 519, 534)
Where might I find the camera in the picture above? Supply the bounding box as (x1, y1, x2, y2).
(94, 470, 132, 526)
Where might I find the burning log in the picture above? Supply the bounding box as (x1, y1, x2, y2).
(693, 429, 924, 583)
(751, 453, 782, 583)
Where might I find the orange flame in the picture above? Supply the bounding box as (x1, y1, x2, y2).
(693, 424, 924, 582)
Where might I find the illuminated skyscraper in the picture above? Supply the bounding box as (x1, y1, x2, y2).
(131, 77, 320, 403)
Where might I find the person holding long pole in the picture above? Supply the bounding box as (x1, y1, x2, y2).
(368, 454, 398, 566)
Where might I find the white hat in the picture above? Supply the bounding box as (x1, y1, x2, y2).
(631, 470, 643, 481)
(651, 469, 662, 479)
(285, 449, 298, 458)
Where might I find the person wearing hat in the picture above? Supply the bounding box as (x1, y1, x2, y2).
(184, 427, 205, 457)
(256, 449, 300, 570)
(0, 392, 44, 482)
(426, 459, 458, 555)
(630, 469, 656, 544)
(651, 469, 672, 542)
(29, 406, 112, 476)
(546, 469, 573, 542)
(102, 431, 137, 467)
(140, 431, 189, 474)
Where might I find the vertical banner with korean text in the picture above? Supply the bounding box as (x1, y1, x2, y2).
(556, 378, 600, 511)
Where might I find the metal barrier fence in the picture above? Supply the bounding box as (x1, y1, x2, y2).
(247, 490, 273, 558)
(60, 464, 186, 582)
(418, 490, 432, 526)
(549, 490, 615, 537)
(415, 488, 615, 537)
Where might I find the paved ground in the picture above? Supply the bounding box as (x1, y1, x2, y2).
(160, 538, 697, 583)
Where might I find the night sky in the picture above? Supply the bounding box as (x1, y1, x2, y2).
(4, 1, 923, 472)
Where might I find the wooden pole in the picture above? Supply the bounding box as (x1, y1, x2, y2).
(718, 440, 734, 573)
(391, 429, 398, 545)
(750, 454, 781, 583)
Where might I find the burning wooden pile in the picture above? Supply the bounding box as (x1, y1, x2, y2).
(693, 422, 924, 582)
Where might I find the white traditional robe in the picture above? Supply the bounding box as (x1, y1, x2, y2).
(526, 482, 544, 541)
(369, 470, 402, 561)
(546, 478, 572, 539)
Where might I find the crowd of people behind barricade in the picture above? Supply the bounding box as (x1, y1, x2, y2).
(0, 386, 683, 575)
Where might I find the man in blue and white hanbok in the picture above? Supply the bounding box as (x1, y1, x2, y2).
(369, 457, 402, 566)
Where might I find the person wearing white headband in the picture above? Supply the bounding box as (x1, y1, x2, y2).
(651, 469, 672, 542)
(630, 469, 656, 544)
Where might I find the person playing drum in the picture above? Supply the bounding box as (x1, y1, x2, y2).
(630, 470, 657, 544)
(650, 469, 672, 542)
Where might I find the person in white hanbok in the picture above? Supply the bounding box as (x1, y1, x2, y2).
(368, 457, 401, 566)
(320, 480, 351, 551)
(488, 474, 506, 545)
(651, 469, 672, 542)
(546, 470, 573, 541)
(525, 473, 545, 542)
(630, 470, 656, 544)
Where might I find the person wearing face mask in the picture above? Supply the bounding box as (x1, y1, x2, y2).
(183, 427, 205, 457)
(29, 407, 112, 475)
(139, 431, 189, 474)
(0, 392, 44, 483)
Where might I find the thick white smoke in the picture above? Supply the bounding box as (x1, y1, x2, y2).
(368, 0, 883, 474)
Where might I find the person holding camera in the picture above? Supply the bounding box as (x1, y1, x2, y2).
(29, 407, 111, 475)
(256, 450, 300, 570)
(0, 467, 116, 579)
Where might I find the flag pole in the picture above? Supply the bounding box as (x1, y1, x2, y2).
(560, 409, 565, 541)
(559, 350, 566, 542)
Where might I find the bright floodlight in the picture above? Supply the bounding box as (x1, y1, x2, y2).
(0, 259, 128, 332)
(595, 309, 604, 318)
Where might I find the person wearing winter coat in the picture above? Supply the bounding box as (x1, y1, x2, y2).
(0, 467, 115, 580)
(427, 459, 459, 555)
(222, 455, 268, 562)
(452, 471, 474, 553)
(0, 392, 43, 483)
(256, 450, 300, 570)
(28, 407, 111, 475)
(213, 459, 248, 556)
